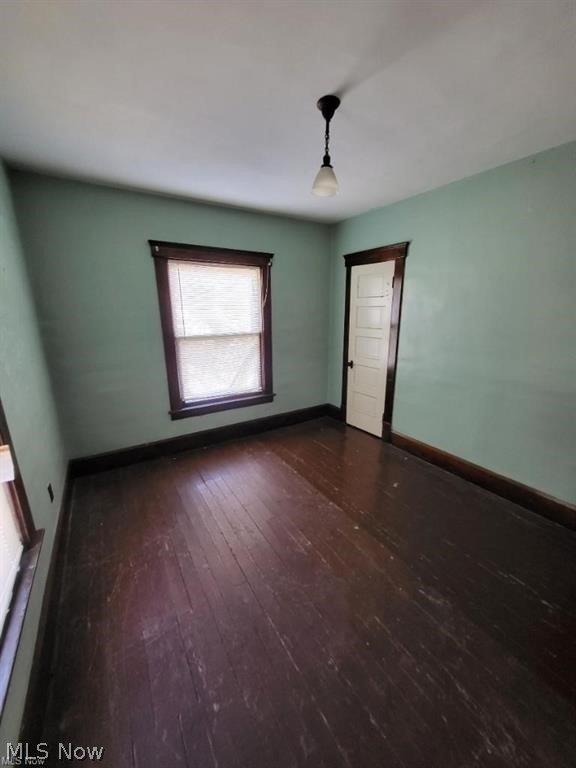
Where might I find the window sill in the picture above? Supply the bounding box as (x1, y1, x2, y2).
(170, 392, 275, 420)
(0, 530, 44, 717)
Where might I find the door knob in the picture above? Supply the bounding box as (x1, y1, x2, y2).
(347, 360, 354, 369)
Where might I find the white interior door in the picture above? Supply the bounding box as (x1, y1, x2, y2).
(345, 260, 394, 437)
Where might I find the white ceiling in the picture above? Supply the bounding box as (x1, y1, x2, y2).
(1, 0, 575, 222)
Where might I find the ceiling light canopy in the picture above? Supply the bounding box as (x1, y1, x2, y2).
(312, 94, 341, 197)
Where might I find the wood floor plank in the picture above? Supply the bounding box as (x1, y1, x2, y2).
(263, 425, 576, 696)
(215, 440, 566, 766)
(40, 418, 576, 768)
(246, 432, 576, 763)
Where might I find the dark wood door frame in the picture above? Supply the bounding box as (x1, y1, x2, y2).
(341, 241, 409, 441)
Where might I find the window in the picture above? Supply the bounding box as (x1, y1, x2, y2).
(0, 400, 41, 716)
(150, 241, 274, 419)
(0, 456, 23, 637)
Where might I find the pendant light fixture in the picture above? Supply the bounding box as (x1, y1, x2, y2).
(312, 94, 341, 197)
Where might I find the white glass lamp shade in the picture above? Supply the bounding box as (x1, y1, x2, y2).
(312, 164, 339, 197)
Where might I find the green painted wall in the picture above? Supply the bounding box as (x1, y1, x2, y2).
(329, 142, 576, 505)
(0, 164, 68, 743)
(10, 172, 332, 458)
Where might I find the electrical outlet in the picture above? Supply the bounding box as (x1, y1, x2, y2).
(47, 483, 54, 503)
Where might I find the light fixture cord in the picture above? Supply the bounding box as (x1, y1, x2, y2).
(323, 118, 331, 165)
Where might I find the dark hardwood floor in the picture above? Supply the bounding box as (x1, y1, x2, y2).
(41, 418, 576, 767)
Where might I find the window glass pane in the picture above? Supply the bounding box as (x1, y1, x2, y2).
(168, 261, 262, 338)
(0, 483, 23, 634)
(176, 334, 262, 401)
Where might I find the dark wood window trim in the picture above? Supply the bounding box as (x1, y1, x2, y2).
(341, 241, 409, 441)
(0, 400, 43, 716)
(0, 402, 35, 547)
(150, 240, 274, 419)
(0, 531, 43, 717)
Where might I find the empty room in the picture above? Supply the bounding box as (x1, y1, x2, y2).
(0, 0, 575, 766)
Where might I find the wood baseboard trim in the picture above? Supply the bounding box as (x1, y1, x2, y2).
(19, 466, 73, 743)
(324, 404, 343, 421)
(70, 404, 334, 477)
(391, 431, 576, 531)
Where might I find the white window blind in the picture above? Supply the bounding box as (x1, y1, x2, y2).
(0, 481, 23, 635)
(168, 260, 264, 402)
